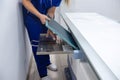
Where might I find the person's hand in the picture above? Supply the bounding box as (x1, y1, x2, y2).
(56, 36, 62, 44)
(46, 30, 62, 44)
(46, 29, 56, 40)
(39, 14, 50, 24)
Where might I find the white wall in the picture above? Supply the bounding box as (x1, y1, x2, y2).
(0, 0, 31, 80)
(60, 0, 120, 22)
(24, 28, 32, 75)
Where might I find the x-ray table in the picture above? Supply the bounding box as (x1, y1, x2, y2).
(62, 13, 120, 80)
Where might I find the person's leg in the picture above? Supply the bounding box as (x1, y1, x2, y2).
(25, 15, 51, 78)
(32, 45, 50, 77)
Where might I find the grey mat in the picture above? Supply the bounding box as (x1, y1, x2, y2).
(45, 19, 78, 49)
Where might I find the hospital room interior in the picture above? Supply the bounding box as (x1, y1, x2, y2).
(0, 0, 120, 80)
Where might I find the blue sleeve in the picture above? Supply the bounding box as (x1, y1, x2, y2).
(52, 0, 62, 7)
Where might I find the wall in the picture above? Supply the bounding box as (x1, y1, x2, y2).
(60, 0, 120, 22)
(0, 0, 31, 80)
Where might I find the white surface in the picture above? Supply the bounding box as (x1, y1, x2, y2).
(64, 13, 120, 80)
(0, 0, 30, 80)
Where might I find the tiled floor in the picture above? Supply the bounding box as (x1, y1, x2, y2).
(28, 54, 68, 80)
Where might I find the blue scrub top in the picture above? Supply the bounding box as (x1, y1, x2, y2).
(27, 0, 62, 19)
(22, 0, 62, 41)
(23, 0, 62, 29)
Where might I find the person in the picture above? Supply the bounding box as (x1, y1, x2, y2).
(22, 0, 69, 80)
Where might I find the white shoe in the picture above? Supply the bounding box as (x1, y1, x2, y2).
(47, 64, 57, 71)
(41, 76, 52, 80)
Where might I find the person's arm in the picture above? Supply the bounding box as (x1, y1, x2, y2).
(22, 0, 50, 24)
(47, 7, 56, 18)
(46, 7, 56, 40)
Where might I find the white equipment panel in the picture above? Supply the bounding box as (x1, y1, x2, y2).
(62, 13, 120, 80)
